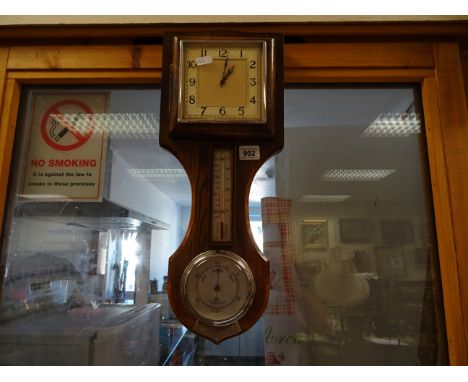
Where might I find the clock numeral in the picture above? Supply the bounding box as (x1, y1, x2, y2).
(240, 50, 243, 58)
(219, 106, 226, 115)
(201, 48, 207, 56)
(249, 60, 256, 69)
(249, 96, 256, 104)
(219, 49, 228, 58)
(238, 106, 245, 116)
(249, 78, 256, 86)
(188, 78, 196, 86)
(201, 106, 207, 115)
(188, 60, 197, 69)
(189, 95, 196, 104)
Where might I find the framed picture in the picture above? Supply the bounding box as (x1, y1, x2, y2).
(381, 220, 414, 245)
(339, 218, 372, 243)
(375, 245, 407, 279)
(301, 220, 328, 249)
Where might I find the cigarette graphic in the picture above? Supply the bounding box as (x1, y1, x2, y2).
(49, 118, 69, 142)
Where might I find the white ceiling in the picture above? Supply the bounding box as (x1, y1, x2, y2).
(108, 87, 427, 213)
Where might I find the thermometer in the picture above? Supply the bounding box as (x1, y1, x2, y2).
(211, 148, 233, 242)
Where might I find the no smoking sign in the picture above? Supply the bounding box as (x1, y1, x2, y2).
(23, 93, 108, 201)
(40, 99, 95, 151)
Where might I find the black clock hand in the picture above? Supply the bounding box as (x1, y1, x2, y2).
(219, 65, 235, 87)
(222, 57, 228, 76)
(219, 57, 229, 86)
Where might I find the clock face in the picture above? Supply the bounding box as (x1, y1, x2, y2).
(178, 40, 266, 123)
(181, 250, 256, 326)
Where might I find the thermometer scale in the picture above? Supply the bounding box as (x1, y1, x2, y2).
(211, 148, 233, 243)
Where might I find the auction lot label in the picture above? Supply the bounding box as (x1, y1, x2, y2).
(21, 93, 109, 201)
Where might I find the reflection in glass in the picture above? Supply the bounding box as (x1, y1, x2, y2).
(249, 87, 448, 365)
(0, 85, 449, 366)
(0, 87, 192, 365)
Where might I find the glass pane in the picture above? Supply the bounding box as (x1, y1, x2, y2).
(0, 85, 448, 366)
(249, 86, 448, 365)
(0, 87, 193, 365)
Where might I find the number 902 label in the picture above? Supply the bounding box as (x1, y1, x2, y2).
(239, 146, 260, 161)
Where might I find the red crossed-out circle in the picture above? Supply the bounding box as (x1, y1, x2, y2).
(40, 99, 95, 151)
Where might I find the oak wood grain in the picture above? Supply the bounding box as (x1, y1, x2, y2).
(6, 42, 434, 71)
(7, 70, 162, 83)
(461, 49, 468, 110)
(422, 76, 468, 365)
(433, 42, 468, 365)
(285, 68, 434, 83)
(7, 45, 160, 70)
(0, 79, 21, 226)
(285, 43, 434, 69)
(0, 48, 8, 114)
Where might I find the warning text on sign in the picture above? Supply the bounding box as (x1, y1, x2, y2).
(22, 94, 108, 200)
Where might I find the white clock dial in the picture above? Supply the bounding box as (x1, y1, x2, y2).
(178, 40, 266, 123)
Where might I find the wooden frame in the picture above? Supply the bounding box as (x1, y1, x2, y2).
(160, 32, 283, 140)
(0, 24, 467, 364)
(301, 220, 328, 250)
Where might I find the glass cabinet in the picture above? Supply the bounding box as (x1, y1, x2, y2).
(0, 84, 449, 365)
(0, 32, 467, 366)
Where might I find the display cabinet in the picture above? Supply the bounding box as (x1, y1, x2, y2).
(0, 21, 467, 365)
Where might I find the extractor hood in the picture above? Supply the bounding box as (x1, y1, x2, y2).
(14, 199, 170, 231)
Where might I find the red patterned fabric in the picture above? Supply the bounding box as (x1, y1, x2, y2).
(261, 197, 295, 315)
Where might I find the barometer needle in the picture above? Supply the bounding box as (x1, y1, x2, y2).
(214, 268, 221, 292)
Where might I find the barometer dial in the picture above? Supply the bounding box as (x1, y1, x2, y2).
(181, 250, 256, 326)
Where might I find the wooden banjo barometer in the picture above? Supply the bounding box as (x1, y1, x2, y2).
(159, 32, 284, 343)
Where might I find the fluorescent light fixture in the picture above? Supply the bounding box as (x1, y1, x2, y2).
(17, 194, 69, 199)
(127, 168, 188, 180)
(361, 113, 421, 137)
(320, 169, 396, 182)
(300, 194, 351, 202)
(50, 113, 159, 139)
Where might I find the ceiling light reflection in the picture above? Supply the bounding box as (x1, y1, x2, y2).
(361, 112, 421, 137)
(300, 194, 351, 202)
(49, 113, 159, 139)
(320, 169, 396, 182)
(127, 168, 188, 180)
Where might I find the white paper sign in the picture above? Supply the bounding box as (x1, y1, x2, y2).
(239, 145, 260, 161)
(21, 93, 108, 201)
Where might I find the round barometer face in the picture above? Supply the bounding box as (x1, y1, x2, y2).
(181, 250, 256, 326)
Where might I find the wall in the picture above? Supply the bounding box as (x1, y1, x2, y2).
(109, 151, 181, 291)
